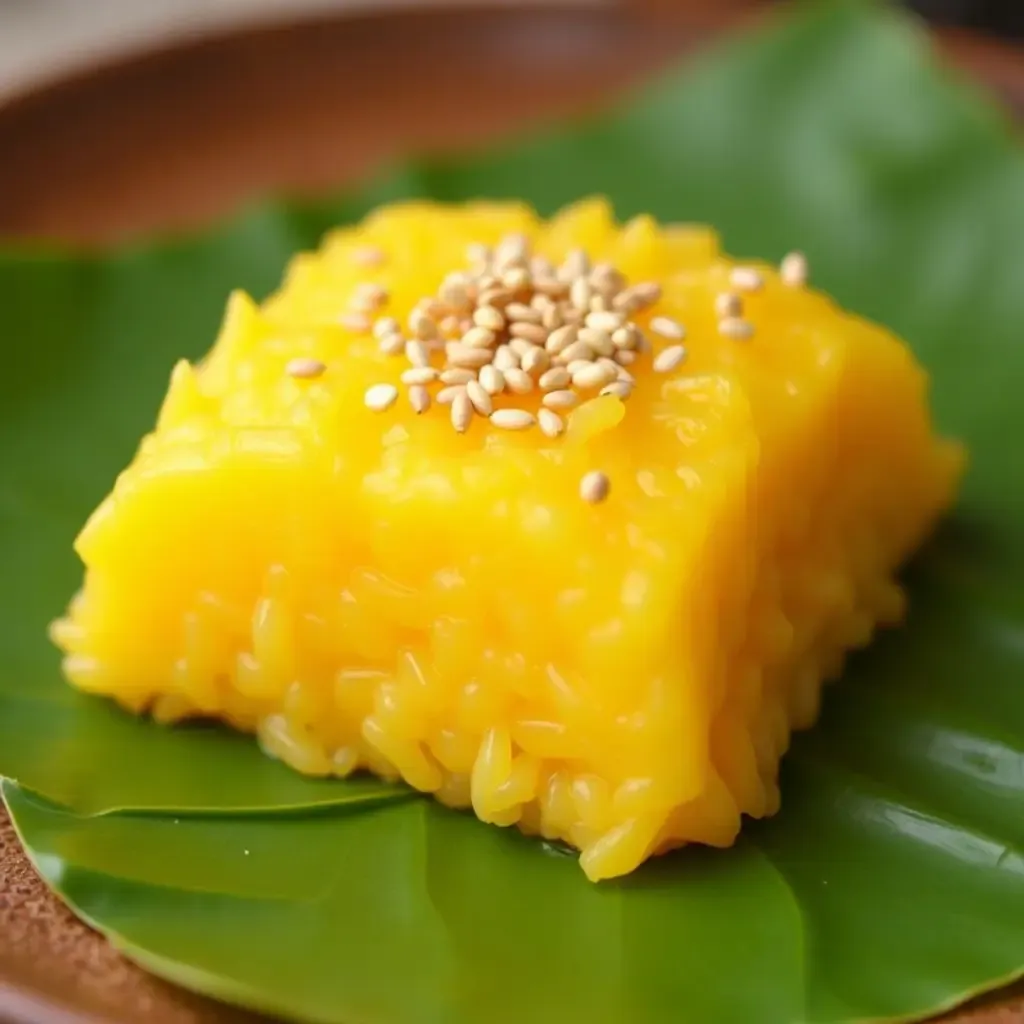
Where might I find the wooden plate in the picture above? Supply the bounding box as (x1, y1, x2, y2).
(1, 3, 1022, 1021)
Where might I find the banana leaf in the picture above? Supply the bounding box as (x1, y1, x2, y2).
(3, 3, 1024, 1022)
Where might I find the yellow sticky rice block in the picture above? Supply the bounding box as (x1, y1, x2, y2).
(50, 199, 963, 881)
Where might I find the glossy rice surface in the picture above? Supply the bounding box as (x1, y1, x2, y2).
(51, 199, 963, 880)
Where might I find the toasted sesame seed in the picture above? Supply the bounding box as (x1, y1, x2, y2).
(286, 357, 326, 380)
(719, 317, 755, 341)
(479, 364, 505, 395)
(570, 277, 592, 310)
(510, 322, 547, 345)
(521, 347, 550, 375)
(378, 332, 406, 356)
(585, 310, 625, 333)
(451, 391, 473, 433)
(715, 292, 743, 319)
(653, 345, 687, 373)
(730, 266, 764, 292)
(503, 367, 534, 394)
(600, 381, 633, 400)
(493, 345, 520, 371)
(539, 366, 572, 390)
(473, 306, 506, 332)
(490, 409, 535, 431)
(447, 344, 493, 369)
(352, 246, 386, 268)
(364, 383, 398, 411)
(578, 327, 615, 356)
(580, 470, 610, 504)
(404, 340, 430, 368)
(466, 379, 493, 416)
(650, 316, 686, 340)
(440, 368, 475, 386)
(543, 389, 578, 411)
(462, 326, 497, 349)
(780, 251, 808, 287)
(505, 302, 542, 324)
(573, 362, 618, 389)
(545, 324, 578, 355)
(557, 339, 595, 365)
(401, 367, 439, 385)
(409, 385, 430, 414)
(615, 349, 637, 366)
(538, 408, 565, 438)
(437, 385, 465, 405)
(340, 312, 372, 333)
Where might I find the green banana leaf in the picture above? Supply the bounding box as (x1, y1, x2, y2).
(3, 2, 1024, 1022)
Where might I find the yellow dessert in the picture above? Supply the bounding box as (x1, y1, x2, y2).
(50, 198, 963, 881)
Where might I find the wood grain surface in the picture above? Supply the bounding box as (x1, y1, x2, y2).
(0, 3, 1022, 1022)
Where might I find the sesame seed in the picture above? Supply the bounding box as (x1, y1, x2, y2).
(286, 357, 326, 380)
(451, 391, 473, 433)
(496, 233, 530, 265)
(545, 324, 578, 355)
(612, 325, 641, 350)
(439, 316, 464, 338)
(479, 364, 506, 395)
(473, 306, 506, 332)
(364, 383, 398, 411)
(570, 277, 592, 310)
(437, 385, 465, 405)
(596, 356, 620, 375)
(340, 312, 372, 333)
(538, 408, 565, 438)
(440, 279, 471, 310)
(539, 366, 572, 391)
(617, 367, 636, 385)
(780, 251, 808, 287)
(541, 306, 563, 331)
(566, 359, 593, 376)
(573, 362, 618, 389)
(719, 317, 755, 341)
(502, 267, 531, 293)
(405, 340, 430, 368)
(409, 385, 430, 414)
(417, 298, 447, 320)
(409, 309, 438, 341)
(521, 347, 550, 376)
(440, 368, 475, 386)
(467, 243, 492, 268)
(378, 333, 405, 356)
(352, 246, 386, 268)
(600, 381, 633, 400)
(509, 322, 547, 345)
(715, 292, 743, 319)
(589, 295, 612, 313)
(580, 470, 610, 504)
(653, 345, 687, 373)
(534, 278, 569, 299)
(543, 389, 578, 411)
(354, 283, 389, 311)
(585, 310, 625, 333)
(730, 266, 764, 292)
(505, 302, 542, 324)
(578, 327, 615, 356)
(401, 367, 439, 385)
(614, 282, 662, 313)
(557, 339, 594, 365)
(590, 263, 626, 295)
(531, 255, 556, 278)
(477, 287, 513, 308)
(503, 367, 534, 394)
(559, 249, 591, 282)
(615, 349, 637, 366)
(447, 344, 493, 369)
(490, 409, 535, 431)
(462, 326, 497, 349)
(493, 345, 520, 372)
(374, 317, 401, 340)
(466, 379, 493, 416)
(650, 316, 686, 340)
(509, 338, 537, 359)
